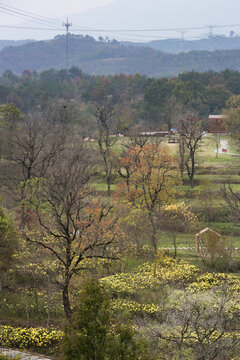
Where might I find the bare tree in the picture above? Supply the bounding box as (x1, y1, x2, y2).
(222, 183, 240, 225)
(178, 112, 204, 188)
(24, 145, 121, 318)
(2, 113, 66, 201)
(95, 100, 117, 196)
(163, 96, 185, 131)
(214, 134, 222, 158)
(179, 134, 185, 180)
(43, 100, 80, 126)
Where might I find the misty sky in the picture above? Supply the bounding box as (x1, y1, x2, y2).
(1, 0, 114, 23)
(1, 0, 240, 41)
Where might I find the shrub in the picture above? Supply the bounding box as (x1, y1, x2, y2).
(63, 278, 150, 360)
(0, 354, 20, 360)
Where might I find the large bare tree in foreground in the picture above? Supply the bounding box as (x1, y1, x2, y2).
(23, 145, 122, 318)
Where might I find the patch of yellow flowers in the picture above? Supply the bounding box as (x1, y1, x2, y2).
(101, 256, 200, 296)
(0, 326, 63, 350)
(189, 272, 240, 293)
(101, 255, 200, 315)
(110, 298, 159, 315)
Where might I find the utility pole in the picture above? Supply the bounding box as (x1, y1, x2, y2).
(63, 19, 72, 72)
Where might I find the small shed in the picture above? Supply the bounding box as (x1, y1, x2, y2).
(208, 115, 228, 134)
(195, 227, 221, 253)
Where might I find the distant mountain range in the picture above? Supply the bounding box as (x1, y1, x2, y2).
(123, 35, 240, 54)
(0, 40, 35, 52)
(1, 35, 240, 77)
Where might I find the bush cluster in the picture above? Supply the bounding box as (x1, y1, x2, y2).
(0, 355, 20, 360)
(63, 278, 150, 360)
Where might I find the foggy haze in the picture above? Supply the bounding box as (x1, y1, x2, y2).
(0, 0, 240, 41)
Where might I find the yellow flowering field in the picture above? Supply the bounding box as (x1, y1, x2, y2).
(110, 298, 159, 315)
(0, 326, 63, 352)
(101, 255, 200, 296)
(189, 272, 240, 293)
(100, 255, 200, 315)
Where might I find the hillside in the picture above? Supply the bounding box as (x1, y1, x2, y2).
(2, 34, 240, 77)
(124, 36, 240, 54)
(0, 39, 34, 52)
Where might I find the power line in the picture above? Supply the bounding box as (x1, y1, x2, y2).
(0, 23, 236, 42)
(0, 2, 61, 24)
(71, 23, 240, 33)
(0, 4, 96, 34)
(0, 24, 232, 42)
(1, 3, 240, 34)
(0, 24, 63, 31)
(0, 2, 61, 27)
(0, 25, 206, 41)
(0, 8, 59, 27)
(1, 3, 240, 42)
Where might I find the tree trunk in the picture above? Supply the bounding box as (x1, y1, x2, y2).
(190, 176, 194, 188)
(179, 136, 185, 181)
(46, 306, 51, 329)
(186, 151, 195, 188)
(190, 151, 195, 188)
(62, 282, 72, 319)
(151, 232, 157, 253)
(107, 176, 111, 196)
(26, 305, 30, 328)
(149, 213, 158, 253)
(0, 274, 3, 291)
(173, 234, 177, 258)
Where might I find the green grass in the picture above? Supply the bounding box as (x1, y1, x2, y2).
(93, 182, 116, 192)
(91, 134, 240, 274)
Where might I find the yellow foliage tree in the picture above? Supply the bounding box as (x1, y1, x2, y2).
(159, 202, 198, 257)
(116, 143, 180, 252)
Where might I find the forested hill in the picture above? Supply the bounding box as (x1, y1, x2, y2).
(2, 34, 240, 77)
(126, 36, 240, 54)
(0, 39, 34, 52)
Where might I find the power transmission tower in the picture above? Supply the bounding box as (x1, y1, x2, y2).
(178, 30, 188, 40)
(208, 25, 214, 37)
(63, 19, 72, 72)
(177, 30, 188, 52)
